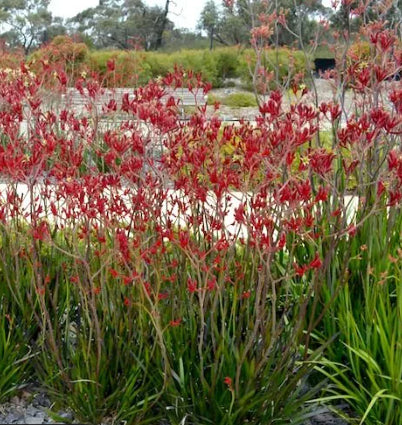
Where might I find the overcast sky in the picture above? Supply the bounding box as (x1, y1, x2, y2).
(49, 0, 334, 30)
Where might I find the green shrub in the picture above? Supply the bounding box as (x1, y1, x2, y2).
(27, 44, 310, 89)
(88, 50, 152, 87)
(223, 92, 257, 107)
(143, 51, 172, 79)
(89, 47, 243, 88)
(206, 92, 257, 108)
(169, 49, 220, 86)
(211, 47, 242, 80)
(206, 93, 221, 105)
(88, 50, 116, 74)
(223, 80, 236, 87)
(314, 44, 335, 60)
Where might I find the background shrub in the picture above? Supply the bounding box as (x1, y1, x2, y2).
(25, 42, 309, 89)
(88, 50, 152, 86)
(222, 92, 257, 107)
(29, 36, 89, 84)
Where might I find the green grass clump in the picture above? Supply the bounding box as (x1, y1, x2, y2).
(207, 92, 257, 107)
(223, 92, 257, 107)
(315, 206, 402, 425)
(0, 299, 31, 403)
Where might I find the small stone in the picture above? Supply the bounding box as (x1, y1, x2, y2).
(25, 414, 45, 424)
(26, 405, 42, 416)
(5, 412, 24, 424)
(57, 410, 74, 420)
(310, 411, 348, 425)
(21, 391, 33, 401)
(33, 393, 51, 408)
(10, 396, 22, 406)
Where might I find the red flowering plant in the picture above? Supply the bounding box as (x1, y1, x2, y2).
(0, 3, 400, 424)
(310, 6, 402, 423)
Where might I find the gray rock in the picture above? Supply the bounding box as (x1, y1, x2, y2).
(310, 409, 348, 425)
(57, 410, 74, 420)
(0, 391, 68, 424)
(4, 412, 25, 424)
(24, 414, 45, 424)
(26, 405, 42, 416)
(32, 393, 51, 408)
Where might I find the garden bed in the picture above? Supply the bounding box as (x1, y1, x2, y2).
(0, 29, 401, 424)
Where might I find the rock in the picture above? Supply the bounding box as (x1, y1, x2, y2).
(32, 392, 52, 408)
(57, 410, 74, 420)
(25, 414, 45, 424)
(0, 389, 65, 424)
(26, 405, 42, 416)
(310, 409, 348, 425)
(4, 412, 25, 424)
(10, 396, 24, 407)
(32, 393, 51, 408)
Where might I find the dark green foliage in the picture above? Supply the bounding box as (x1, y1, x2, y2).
(68, 0, 174, 51)
(0, 0, 53, 54)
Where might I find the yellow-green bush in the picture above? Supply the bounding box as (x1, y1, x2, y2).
(143, 51, 172, 79)
(223, 92, 257, 107)
(88, 49, 223, 87)
(207, 91, 257, 108)
(88, 50, 152, 86)
(210, 47, 242, 80)
(168, 49, 220, 86)
(77, 47, 245, 88)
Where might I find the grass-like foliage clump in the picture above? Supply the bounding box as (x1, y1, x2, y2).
(0, 10, 401, 425)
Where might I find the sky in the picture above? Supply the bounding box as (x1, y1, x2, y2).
(49, 0, 334, 30)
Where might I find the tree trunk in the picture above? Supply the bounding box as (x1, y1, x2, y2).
(155, 0, 170, 50)
(209, 28, 214, 50)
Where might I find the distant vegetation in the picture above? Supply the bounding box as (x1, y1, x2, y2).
(24, 36, 310, 88)
(3, 0, 396, 56)
(2, 0, 398, 90)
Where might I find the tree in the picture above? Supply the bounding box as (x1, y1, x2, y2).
(198, 0, 221, 50)
(41, 16, 67, 44)
(220, 0, 329, 47)
(69, 0, 174, 50)
(218, 7, 249, 45)
(154, 0, 171, 50)
(277, 0, 330, 46)
(0, 0, 53, 54)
